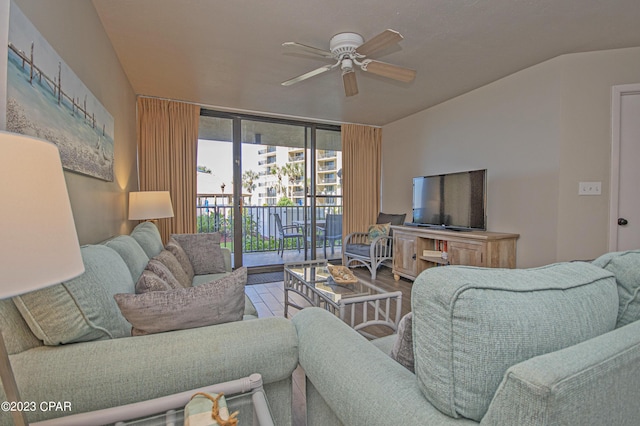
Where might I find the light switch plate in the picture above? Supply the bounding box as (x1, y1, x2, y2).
(579, 181, 601, 195)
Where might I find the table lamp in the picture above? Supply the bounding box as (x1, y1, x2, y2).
(128, 191, 174, 222)
(0, 131, 85, 426)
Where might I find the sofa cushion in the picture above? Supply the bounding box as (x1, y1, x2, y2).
(172, 233, 226, 275)
(115, 267, 247, 336)
(146, 259, 184, 290)
(412, 262, 618, 421)
(166, 237, 195, 281)
(390, 312, 414, 373)
(13, 245, 133, 345)
(592, 249, 640, 328)
(130, 221, 164, 258)
(377, 212, 406, 237)
(135, 270, 173, 294)
(105, 235, 150, 282)
(344, 243, 371, 258)
(153, 250, 192, 288)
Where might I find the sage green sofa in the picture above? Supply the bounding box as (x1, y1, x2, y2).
(0, 222, 298, 425)
(294, 251, 640, 425)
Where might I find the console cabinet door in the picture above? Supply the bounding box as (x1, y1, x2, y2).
(448, 241, 485, 267)
(393, 232, 418, 278)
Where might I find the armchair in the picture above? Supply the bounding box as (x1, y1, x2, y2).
(343, 213, 406, 279)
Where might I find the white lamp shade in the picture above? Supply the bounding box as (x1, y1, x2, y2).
(0, 131, 84, 298)
(129, 191, 174, 220)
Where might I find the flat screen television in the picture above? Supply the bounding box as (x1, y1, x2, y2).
(412, 169, 487, 231)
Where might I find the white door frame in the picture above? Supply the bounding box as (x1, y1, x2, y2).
(609, 83, 640, 251)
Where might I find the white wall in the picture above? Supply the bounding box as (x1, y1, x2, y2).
(382, 47, 640, 268)
(7, 0, 138, 244)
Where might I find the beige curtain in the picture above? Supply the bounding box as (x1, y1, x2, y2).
(342, 123, 382, 237)
(137, 97, 200, 243)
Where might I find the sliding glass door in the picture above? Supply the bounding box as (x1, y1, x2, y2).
(197, 110, 341, 271)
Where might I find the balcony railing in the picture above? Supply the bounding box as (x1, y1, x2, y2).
(196, 196, 343, 253)
(318, 150, 337, 159)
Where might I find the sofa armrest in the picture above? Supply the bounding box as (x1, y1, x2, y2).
(482, 319, 640, 426)
(4, 317, 297, 424)
(293, 308, 476, 426)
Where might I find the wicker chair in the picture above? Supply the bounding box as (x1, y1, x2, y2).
(343, 213, 406, 279)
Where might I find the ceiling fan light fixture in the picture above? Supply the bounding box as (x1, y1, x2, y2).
(341, 58, 354, 72)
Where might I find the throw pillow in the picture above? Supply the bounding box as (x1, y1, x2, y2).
(592, 249, 640, 327)
(390, 312, 414, 373)
(130, 221, 164, 258)
(104, 235, 150, 282)
(114, 267, 247, 336)
(153, 250, 192, 288)
(412, 262, 618, 422)
(367, 223, 391, 243)
(172, 233, 226, 275)
(166, 237, 195, 281)
(146, 259, 184, 290)
(13, 245, 133, 345)
(135, 270, 172, 294)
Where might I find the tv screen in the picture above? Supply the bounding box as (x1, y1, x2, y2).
(412, 169, 486, 231)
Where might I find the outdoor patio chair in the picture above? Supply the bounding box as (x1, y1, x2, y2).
(343, 212, 406, 279)
(274, 213, 304, 257)
(318, 213, 342, 258)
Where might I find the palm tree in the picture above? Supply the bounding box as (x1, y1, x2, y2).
(242, 169, 259, 194)
(282, 162, 304, 197)
(270, 164, 285, 197)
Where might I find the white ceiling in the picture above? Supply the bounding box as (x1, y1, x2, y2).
(92, 0, 640, 126)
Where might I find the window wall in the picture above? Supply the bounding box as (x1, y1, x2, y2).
(197, 110, 341, 270)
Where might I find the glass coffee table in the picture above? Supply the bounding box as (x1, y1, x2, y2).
(33, 374, 274, 426)
(284, 260, 403, 338)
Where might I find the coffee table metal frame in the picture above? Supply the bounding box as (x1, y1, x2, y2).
(284, 260, 403, 338)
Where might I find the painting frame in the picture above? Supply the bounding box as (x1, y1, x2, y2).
(6, 0, 114, 182)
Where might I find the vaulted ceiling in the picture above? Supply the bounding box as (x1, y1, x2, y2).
(92, 0, 640, 126)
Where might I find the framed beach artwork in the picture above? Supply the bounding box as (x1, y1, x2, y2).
(6, 1, 114, 181)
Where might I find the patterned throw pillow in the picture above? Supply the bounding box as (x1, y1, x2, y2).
(166, 237, 195, 281)
(135, 270, 172, 294)
(146, 259, 184, 290)
(114, 267, 247, 336)
(152, 250, 192, 288)
(367, 222, 391, 243)
(172, 233, 227, 275)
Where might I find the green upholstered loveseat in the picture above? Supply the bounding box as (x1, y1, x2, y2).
(0, 222, 298, 425)
(294, 251, 640, 425)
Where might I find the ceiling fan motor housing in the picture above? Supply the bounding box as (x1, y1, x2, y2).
(330, 32, 364, 58)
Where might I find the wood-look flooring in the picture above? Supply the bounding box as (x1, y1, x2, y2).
(244, 265, 414, 426)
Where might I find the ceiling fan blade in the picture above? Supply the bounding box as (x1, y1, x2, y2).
(282, 41, 334, 58)
(342, 71, 358, 97)
(281, 64, 336, 86)
(362, 60, 416, 83)
(355, 29, 403, 57)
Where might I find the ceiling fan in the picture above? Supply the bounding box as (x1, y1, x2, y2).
(281, 29, 416, 97)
